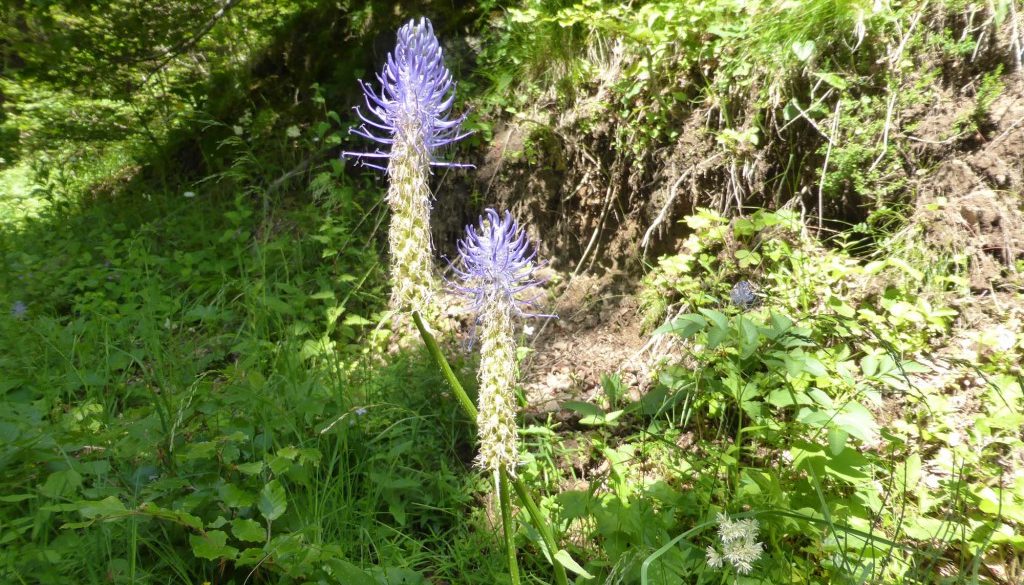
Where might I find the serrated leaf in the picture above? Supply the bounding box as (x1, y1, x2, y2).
(276, 446, 299, 460)
(258, 480, 287, 521)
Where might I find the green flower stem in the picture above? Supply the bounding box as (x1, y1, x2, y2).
(412, 311, 477, 418)
(499, 466, 521, 585)
(412, 311, 569, 585)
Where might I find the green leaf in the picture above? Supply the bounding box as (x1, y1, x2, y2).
(767, 389, 812, 408)
(654, 314, 706, 338)
(698, 308, 729, 331)
(236, 461, 264, 475)
(231, 518, 265, 543)
(219, 483, 256, 508)
(562, 400, 604, 418)
(834, 403, 877, 443)
(554, 549, 594, 579)
(826, 295, 856, 318)
(342, 314, 372, 326)
(40, 469, 83, 499)
(813, 71, 848, 90)
(321, 559, 378, 585)
(828, 428, 847, 455)
(860, 354, 879, 378)
(79, 496, 127, 518)
(189, 530, 238, 561)
(802, 355, 827, 377)
(258, 480, 287, 521)
(0, 494, 36, 503)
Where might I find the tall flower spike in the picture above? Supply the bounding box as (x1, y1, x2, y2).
(341, 18, 471, 311)
(452, 209, 553, 477)
(341, 17, 471, 170)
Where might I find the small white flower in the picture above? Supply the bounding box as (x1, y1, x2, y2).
(286, 125, 300, 138)
(523, 324, 535, 336)
(233, 125, 244, 136)
(706, 546, 723, 569)
(183, 191, 196, 198)
(706, 513, 764, 576)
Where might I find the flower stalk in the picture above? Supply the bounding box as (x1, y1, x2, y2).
(412, 310, 567, 585)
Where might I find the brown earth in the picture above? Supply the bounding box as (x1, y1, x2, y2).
(435, 17, 1024, 414)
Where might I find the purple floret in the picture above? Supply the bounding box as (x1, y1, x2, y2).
(341, 18, 471, 170)
(451, 209, 553, 318)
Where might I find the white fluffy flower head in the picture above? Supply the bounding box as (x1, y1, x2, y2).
(706, 513, 764, 575)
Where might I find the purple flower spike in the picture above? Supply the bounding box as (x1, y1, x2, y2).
(341, 18, 471, 170)
(452, 209, 553, 318)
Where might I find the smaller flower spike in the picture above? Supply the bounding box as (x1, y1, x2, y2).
(451, 209, 553, 319)
(452, 209, 553, 477)
(341, 17, 471, 170)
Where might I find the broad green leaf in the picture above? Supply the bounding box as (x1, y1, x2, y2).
(654, 314, 706, 338)
(814, 71, 848, 90)
(834, 403, 877, 443)
(562, 400, 605, 418)
(342, 314, 372, 326)
(767, 389, 812, 408)
(219, 484, 256, 508)
(698, 308, 729, 331)
(79, 496, 127, 518)
(828, 428, 847, 455)
(802, 355, 827, 377)
(189, 530, 237, 561)
(236, 461, 264, 475)
(860, 354, 879, 378)
(258, 480, 287, 521)
(40, 469, 82, 499)
(231, 518, 265, 543)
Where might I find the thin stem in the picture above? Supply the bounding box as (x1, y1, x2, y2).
(499, 467, 521, 585)
(510, 477, 569, 585)
(412, 311, 569, 585)
(412, 311, 477, 418)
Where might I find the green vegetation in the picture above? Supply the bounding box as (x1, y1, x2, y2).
(2, 1, 1022, 584)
